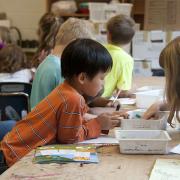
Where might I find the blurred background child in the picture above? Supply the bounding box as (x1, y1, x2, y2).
(0, 44, 32, 82)
(102, 14, 135, 98)
(30, 17, 95, 109)
(31, 12, 64, 68)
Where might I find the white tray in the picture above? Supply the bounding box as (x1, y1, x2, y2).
(121, 109, 168, 130)
(115, 129, 171, 154)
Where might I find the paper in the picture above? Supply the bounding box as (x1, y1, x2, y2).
(79, 135, 118, 144)
(144, 0, 180, 30)
(149, 159, 180, 180)
(110, 97, 136, 105)
(170, 144, 180, 154)
(117, 98, 136, 105)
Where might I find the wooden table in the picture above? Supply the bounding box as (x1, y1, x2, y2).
(1, 128, 180, 180)
(2, 76, 173, 180)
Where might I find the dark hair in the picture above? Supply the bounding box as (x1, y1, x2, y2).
(107, 14, 135, 45)
(31, 13, 63, 67)
(61, 39, 112, 79)
(0, 44, 27, 73)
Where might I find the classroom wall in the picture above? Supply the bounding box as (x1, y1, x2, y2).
(0, 0, 46, 40)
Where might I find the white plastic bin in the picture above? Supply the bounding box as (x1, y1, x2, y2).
(136, 89, 163, 108)
(136, 86, 162, 92)
(115, 129, 171, 154)
(121, 109, 168, 130)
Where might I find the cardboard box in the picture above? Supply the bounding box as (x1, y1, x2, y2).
(132, 31, 166, 69)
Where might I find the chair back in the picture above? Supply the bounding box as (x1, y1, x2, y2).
(0, 92, 30, 121)
(0, 82, 32, 96)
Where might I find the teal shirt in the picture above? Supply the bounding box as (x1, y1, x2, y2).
(30, 55, 64, 109)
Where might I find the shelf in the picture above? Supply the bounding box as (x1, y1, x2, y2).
(58, 13, 89, 18)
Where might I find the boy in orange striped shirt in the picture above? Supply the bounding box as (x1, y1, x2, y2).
(0, 39, 127, 171)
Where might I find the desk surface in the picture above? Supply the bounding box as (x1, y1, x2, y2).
(1, 129, 180, 180)
(1, 76, 172, 180)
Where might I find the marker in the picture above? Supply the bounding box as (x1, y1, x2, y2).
(116, 104, 121, 111)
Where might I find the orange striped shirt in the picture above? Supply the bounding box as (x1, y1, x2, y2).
(0, 81, 101, 166)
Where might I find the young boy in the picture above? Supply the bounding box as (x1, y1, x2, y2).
(102, 14, 135, 98)
(0, 39, 128, 169)
(30, 18, 95, 109)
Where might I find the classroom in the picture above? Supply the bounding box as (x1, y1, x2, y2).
(0, 0, 180, 179)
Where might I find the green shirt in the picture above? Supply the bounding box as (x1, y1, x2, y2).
(102, 44, 134, 98)
(30, 54, 64, 109)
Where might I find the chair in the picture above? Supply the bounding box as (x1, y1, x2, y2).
(0, 82, 32, 96)
(0, 92, 30, 121)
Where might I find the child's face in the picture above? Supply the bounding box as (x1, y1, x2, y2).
(82, 71, 106, 97)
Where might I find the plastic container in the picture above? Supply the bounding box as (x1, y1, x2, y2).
(136, 89, 163, 108)
(115, 129, 171, 154)
(121, 109, 168, 130)
(136, 86, 162, 92)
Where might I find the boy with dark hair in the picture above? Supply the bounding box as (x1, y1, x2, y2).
(102, 14, 135, 98)
(0, 39, 128, 169)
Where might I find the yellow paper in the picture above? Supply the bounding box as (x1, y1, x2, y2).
(149, 159, 180, 180)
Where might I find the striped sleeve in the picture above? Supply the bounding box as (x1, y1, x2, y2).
(57, 92, 101, 143)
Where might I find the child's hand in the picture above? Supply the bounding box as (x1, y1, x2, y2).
(142, 102, 161, 120)
(96, 113, 121, 130)
(111, 111, 129, 119)
(107, 100, 121, 110)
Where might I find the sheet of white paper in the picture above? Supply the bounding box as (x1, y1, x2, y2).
(79, 135, 118, 144)
(149, 159, 180, 180)
(110, 97, 136, 105)
(117, 98, 136, 105)
(170, 144, 180, 154)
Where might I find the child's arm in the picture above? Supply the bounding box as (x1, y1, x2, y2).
(57, 101, 126, 143)
(143, 101, 168, 119)
(57, 99, 101, 144)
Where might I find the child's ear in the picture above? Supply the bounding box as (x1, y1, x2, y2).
(77, 72, 86, 84)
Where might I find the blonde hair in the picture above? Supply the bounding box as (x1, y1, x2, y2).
(55, 18, 95, 46)
(0, 44, 27, 73)
(159, 36, 180, 125)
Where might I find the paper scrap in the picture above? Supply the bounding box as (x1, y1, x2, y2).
(149, 159, 180, 180)
(170, 144, 180, 154)
(79, 135, 118, 144)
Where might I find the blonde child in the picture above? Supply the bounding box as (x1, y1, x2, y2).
(31, 13, 63, 68)
(0, 39, 128, 170)
(30, 18, 95, 109)
(102, 14, 135, 98)
(143, 36, 180, 125)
